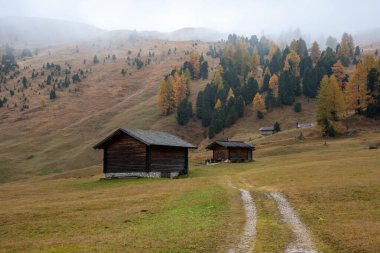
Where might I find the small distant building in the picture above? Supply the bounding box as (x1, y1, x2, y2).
(259, 126, 275, 135)
(297, 123, 313, 129)
(206, 140, 254, 162)
(93, 128, 196, 178)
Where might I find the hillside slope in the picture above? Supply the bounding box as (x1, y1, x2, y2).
(0, 38, 221, 181)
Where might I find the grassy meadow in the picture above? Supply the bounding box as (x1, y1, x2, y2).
(0, 129, 379, 252)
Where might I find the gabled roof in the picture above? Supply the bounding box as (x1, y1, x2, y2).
(93, 128, 196, 149)
(259, 126, 274, 131)
(206, 140, 254, 150)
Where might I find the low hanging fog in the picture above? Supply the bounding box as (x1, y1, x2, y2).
(1, 0, 380, 45)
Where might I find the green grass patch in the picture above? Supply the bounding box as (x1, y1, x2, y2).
(70, 177, 167, 190)
(0, 160, 12, 183)
(254, 191, 292, 253)
(122, 185, 229, 252)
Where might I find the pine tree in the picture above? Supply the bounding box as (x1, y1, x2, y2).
(200, 61, 209, 79)
(345, 62, 370, 114)
(326, 36, 338, 50)
(366, 68, 380, 117)
(261, 67, 271, 92)
(177, 99, 192, 125)
(310, 41, 321, 64)
(279, 71, 300, 105)
(244, 77, 259, 104)
(290, 38, 308, 58)
(270, 48, 282, 74)
(274, 122, 281, 132)
(93, 55, 99, 64)
(22, 76, 28, 88)
(189, 51, 200, 79)
(201, 83, 217, 127)
(49, 90, 57, 100)
(196, 91, 204, 119)
(303, 67, 321, 98)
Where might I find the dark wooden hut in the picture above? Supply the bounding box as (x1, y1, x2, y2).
(93, 128, 196, 178)
(206, 140, 254, 162)
(259, 126, 275, 135)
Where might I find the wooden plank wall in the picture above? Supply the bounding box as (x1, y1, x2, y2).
(229, 147, 249, 161)
(212, 145, 228, 161)
(150, 146, 186, 172)
(105, 134, 147, 173)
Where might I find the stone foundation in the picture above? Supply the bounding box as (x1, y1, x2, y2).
(105, 171, 180, 179)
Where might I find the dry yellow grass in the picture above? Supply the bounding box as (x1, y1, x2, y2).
(0, 129, 379, 252)
(0, 39, 219, 181)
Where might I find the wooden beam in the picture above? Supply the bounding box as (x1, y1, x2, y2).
(146, 145, 151, 172)
(184, 148, 188, 175)
(103, 149, 107, 173)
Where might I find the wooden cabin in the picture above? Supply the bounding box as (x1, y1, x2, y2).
(93, 128, 196, 178)
(206, 140, 254, 162)
(259, 126, 275, 135)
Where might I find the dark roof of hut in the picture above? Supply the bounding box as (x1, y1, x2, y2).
(206, 140, 254, 150)
(93, 128, 196, 149)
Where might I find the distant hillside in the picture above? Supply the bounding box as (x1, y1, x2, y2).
(0, 16, 105, 45)
(354, 27, 380, 46)
(0, 17, 225, 45)
(165, 27, 226, 41)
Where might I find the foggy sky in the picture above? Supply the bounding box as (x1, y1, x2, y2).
(1, 0, 379, 37)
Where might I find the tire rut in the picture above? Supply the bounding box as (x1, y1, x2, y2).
(227, 179, 257, 253)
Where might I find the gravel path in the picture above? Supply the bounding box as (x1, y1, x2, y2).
(227, 180, 257, 253)
(270, 192, 318, 253)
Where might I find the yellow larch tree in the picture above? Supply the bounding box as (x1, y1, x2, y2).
(269, 74, 279, 97)
(315, 75, 345, 123)
(227, 88, 235, 100)
(157, 78, 175, 115)
(345, 62, 371, 113)
(268, 44, 277, 61)
(332, 60, 345, 89)
(214, 99, 222, 109)
(213, 65, 224, 91)
(327, 76, 346, 119)
(284, 50, 301, 76)
(310, 41, 321, 64)
(249, 47, 260, 77)
(315, 76, 330, 122)
(252, 92, 265, 113)
(338, 33, 355, 59)
(223, 44, 234, 60)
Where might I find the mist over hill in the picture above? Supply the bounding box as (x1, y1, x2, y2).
(0, 17, 105, 45)
(0, 17, 226, 46)
(1, 16, 379, 48)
